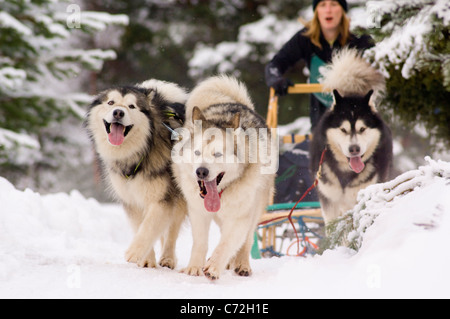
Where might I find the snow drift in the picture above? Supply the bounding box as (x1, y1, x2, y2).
(0, 158, 449, 298)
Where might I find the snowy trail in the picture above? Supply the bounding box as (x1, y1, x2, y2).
(1, 158, 450, 299)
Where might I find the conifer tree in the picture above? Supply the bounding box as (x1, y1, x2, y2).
(364, 0, 450, 149)
(0, 0, 128, 186)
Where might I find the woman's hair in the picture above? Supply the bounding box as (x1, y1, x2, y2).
(302, 9, 350, 49)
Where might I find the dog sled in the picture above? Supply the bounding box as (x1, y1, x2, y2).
(254, 84, 326, 258)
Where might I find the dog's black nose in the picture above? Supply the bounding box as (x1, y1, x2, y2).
(113, 109, 125, 119)
(196, 167, 209, 180)
(349, 144, 361, 156)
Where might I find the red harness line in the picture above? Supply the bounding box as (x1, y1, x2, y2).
(259, 147, 327, 256)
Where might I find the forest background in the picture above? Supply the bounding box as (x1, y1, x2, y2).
(1, 0, 449, 201)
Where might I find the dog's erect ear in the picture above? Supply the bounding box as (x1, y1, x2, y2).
(330, 89, 343, 111)
(364, 89, 378, 113)
(363, 90, 374, 104)
(333, 89, 343, 103)
(137, 87, 152, 97)
(88, 90, 108, 110)
(192, 106, 206, 123)
(89, 98, 102, 109)
(231, 112, 240, 129)
(146, 88, 157, 104)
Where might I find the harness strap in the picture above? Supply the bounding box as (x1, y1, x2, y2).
(123, 110, 181, 180)
(124, 156, 144, 179)
(258, 147, 327, 255)
(286, 147, 327, 255)
(162, 122, 182, 141)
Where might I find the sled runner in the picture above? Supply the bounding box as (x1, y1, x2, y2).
(255, 84, 326, 258)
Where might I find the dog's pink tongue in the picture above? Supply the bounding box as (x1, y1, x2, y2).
(108, 123, 125, 146)
(204, 179, 221, 213)
(349, 156, 365, 173)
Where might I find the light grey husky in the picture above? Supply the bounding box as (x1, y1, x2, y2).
(172, 75, 276, 280)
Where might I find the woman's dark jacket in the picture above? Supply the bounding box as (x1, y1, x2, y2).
(265, 28, 374, 127)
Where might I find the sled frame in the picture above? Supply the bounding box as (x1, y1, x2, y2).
(256, 84, 326, 258)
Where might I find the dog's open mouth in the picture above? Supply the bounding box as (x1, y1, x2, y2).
(348, 156, 365, 174)
(198, 172, 225, 213)
(104, 120, 133, 146)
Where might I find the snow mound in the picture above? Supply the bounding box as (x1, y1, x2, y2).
(0, 179, 131, 283)
(0, 157, 449, 298)
(351, 157, 450, 247)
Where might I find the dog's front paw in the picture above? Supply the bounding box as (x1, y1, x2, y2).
(125, 248, 139, 264)
(180, 266, 204, 276)
(234, 265, 252, 277)
(125, 245, 156, 268)
(159, 256, 176, 270)
(203, 263, 220, 281)
(138, 255, 157, 268)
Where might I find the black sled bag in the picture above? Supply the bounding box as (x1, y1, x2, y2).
(274, 138, 319, 204)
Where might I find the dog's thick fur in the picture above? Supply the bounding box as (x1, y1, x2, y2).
(172, 75, 275, 280)
(311, 48, 393, 225)
(84, 79, 188, 269)
(320, 48, 385, 105)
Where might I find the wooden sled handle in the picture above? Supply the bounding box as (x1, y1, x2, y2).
(266, 87, 278, 129)
(266, 84, 330, 128)
(288, 83, 328, 94)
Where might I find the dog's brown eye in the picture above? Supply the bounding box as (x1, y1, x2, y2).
(129, 104, 135, 109)
(340, 128, 347, 134)
(108, 100, 114, 105)
(359, 127, 366, 133)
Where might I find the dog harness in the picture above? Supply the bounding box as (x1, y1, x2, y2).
(124, 156, 144, 179)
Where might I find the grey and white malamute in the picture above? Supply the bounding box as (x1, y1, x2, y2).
(172, 75, 276, 280)
(84, 79, 188, 269)
(311, 48, 393, 225)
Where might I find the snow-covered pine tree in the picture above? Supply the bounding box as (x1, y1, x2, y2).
(364, 0, 450, 149)
(0, 0, 128, 188)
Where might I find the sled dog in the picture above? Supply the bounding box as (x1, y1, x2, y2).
(84, 79, 188, 268)
(172, 75, 276, 280)
(310, 48, 393, 225)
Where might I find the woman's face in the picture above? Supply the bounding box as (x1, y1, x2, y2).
(317, 0, 343, 32)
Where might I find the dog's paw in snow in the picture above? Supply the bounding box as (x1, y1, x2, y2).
(180, 266, 204, 276)
(125, 245, 156, 268)
(203, 264, 220, 281)
(234, 265, 252, 277)
(159, 256, 176, 270)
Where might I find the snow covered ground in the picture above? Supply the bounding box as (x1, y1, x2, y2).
(0, 158, 449, 299)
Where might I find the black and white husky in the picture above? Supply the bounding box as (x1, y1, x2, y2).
(310, 48, 393, 225)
